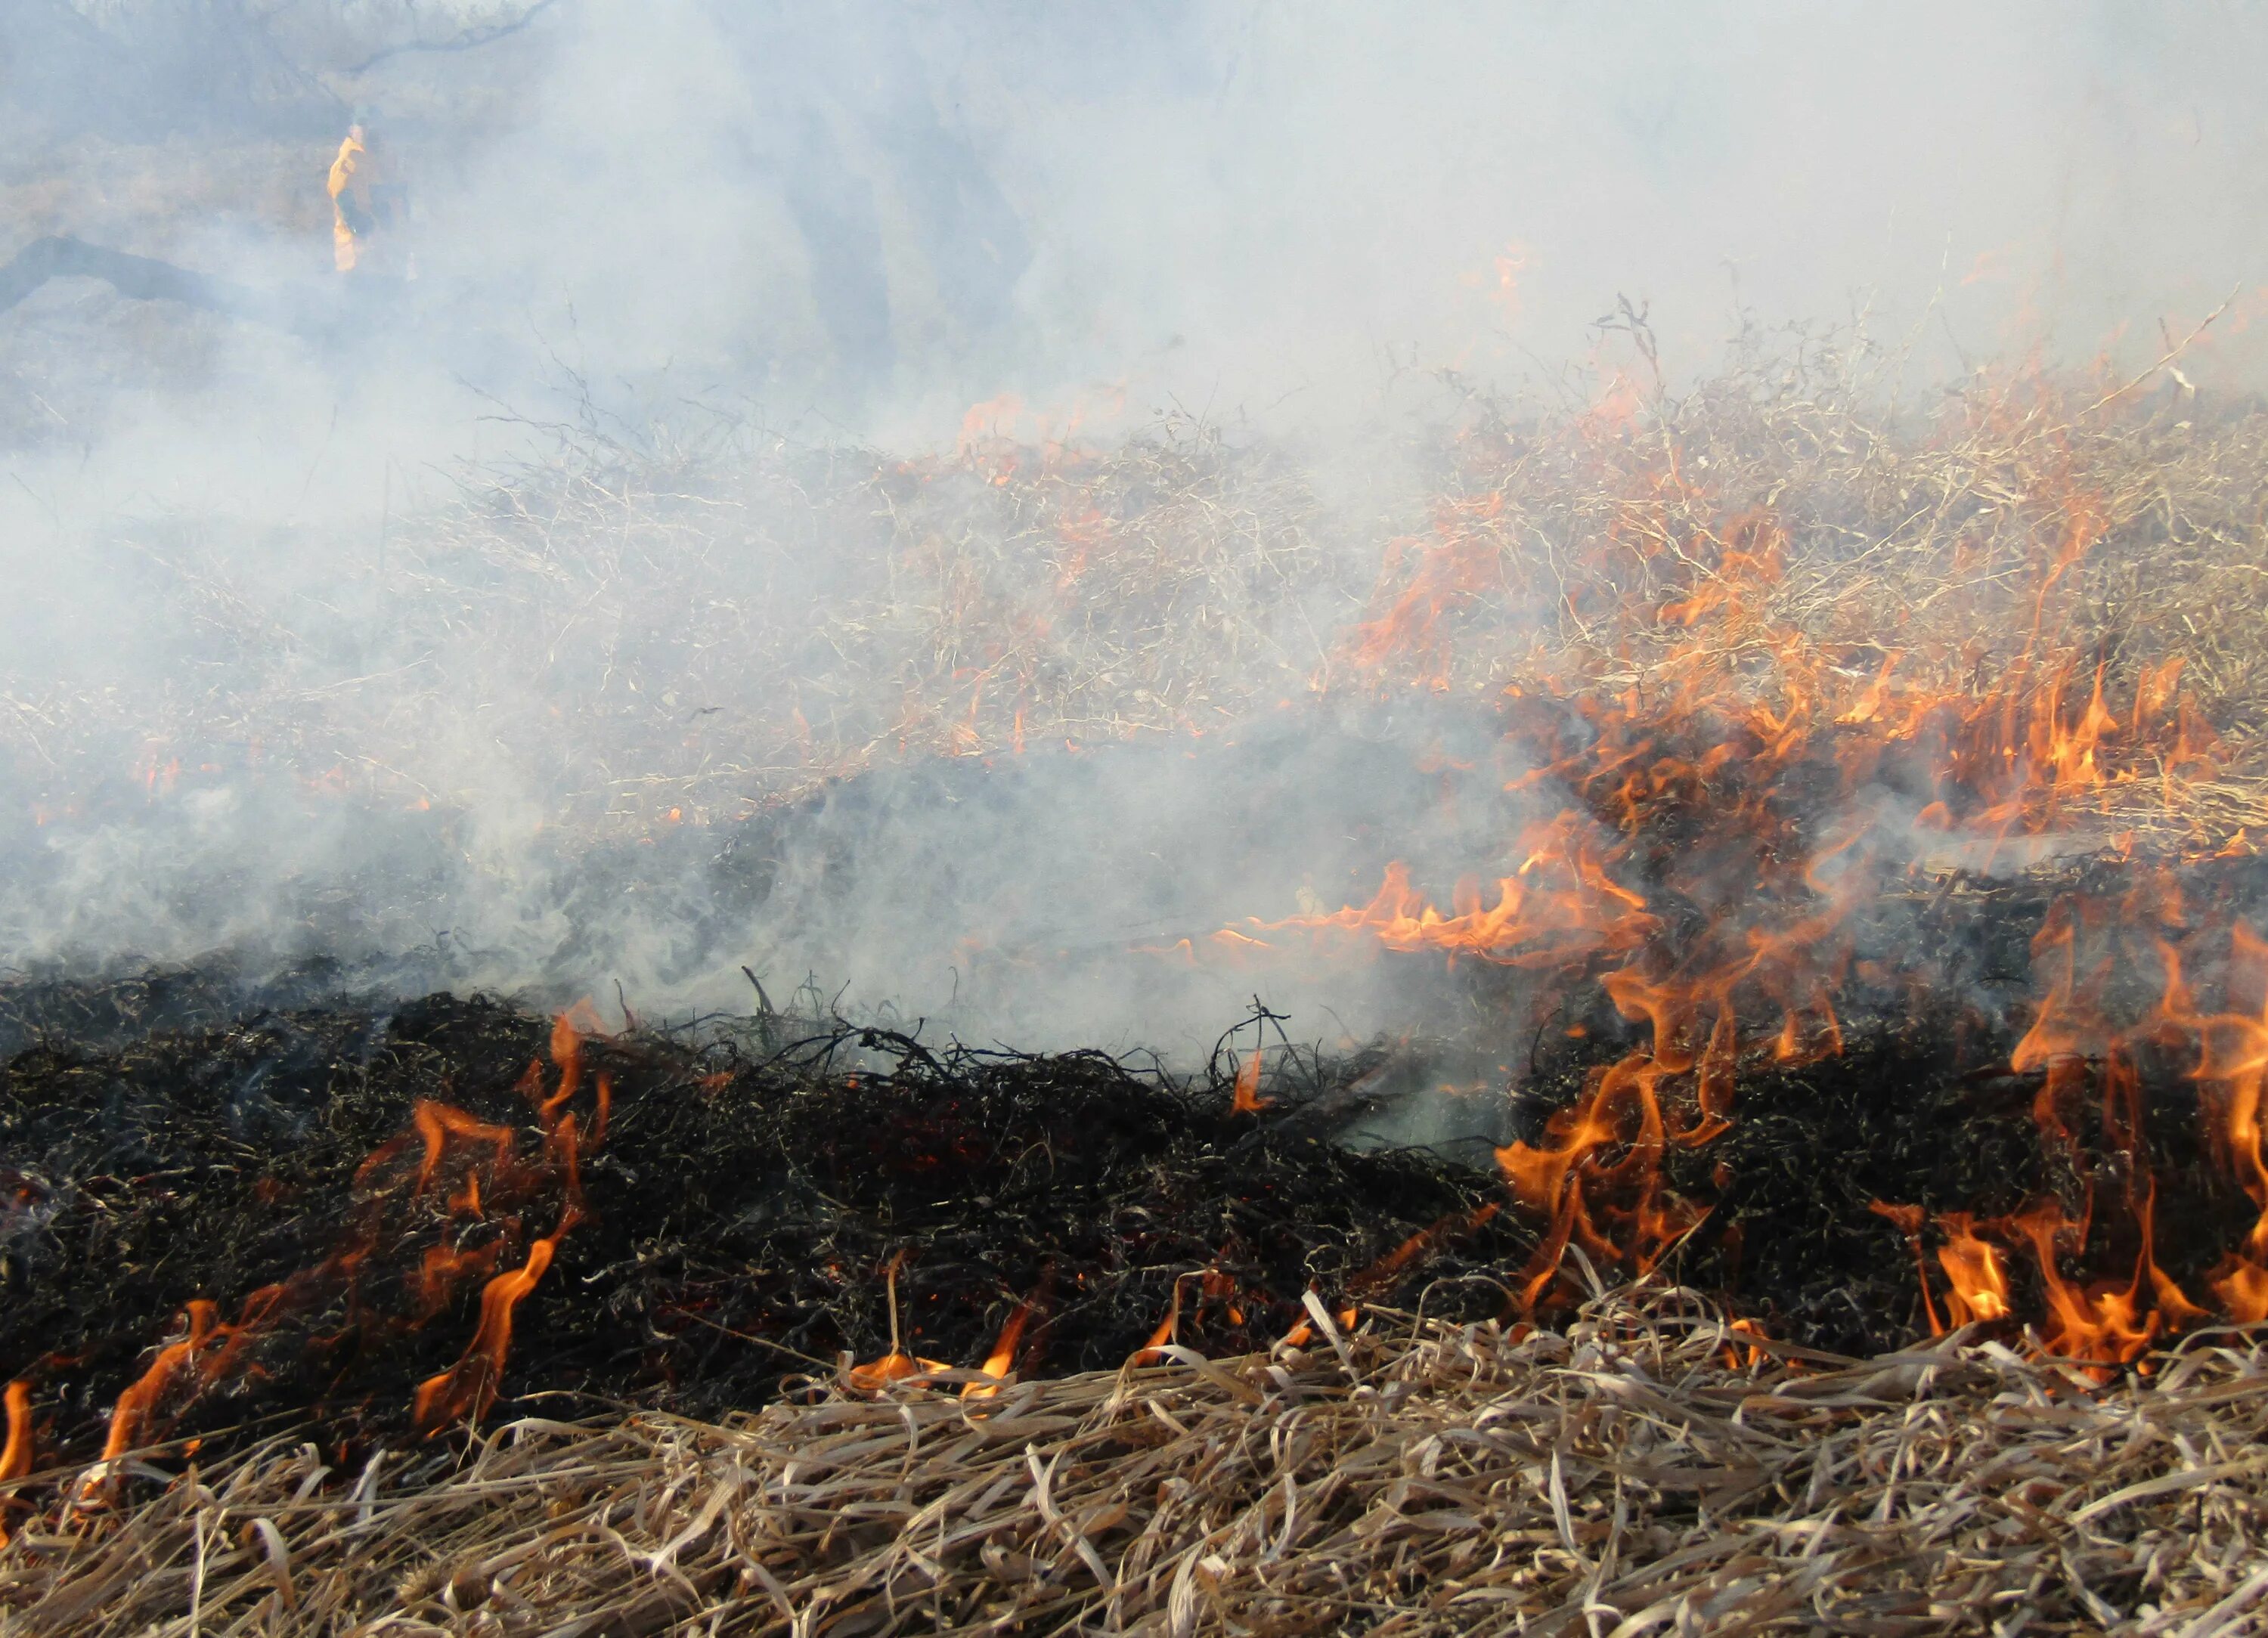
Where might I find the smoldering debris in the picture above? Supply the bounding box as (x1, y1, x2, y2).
(0, 695, 1531, 1059)
(2, 847, 2266, 1485)
(0, 986, 1531, 1469)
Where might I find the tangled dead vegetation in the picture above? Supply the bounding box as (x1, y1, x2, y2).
(7, 1285, 2267, 1635)
(1338, 321, 2268, 845)
(11, 328, 2268, 841)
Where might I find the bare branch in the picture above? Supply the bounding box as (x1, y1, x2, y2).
(336, 0, 568, 78)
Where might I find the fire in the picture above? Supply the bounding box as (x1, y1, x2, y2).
(1130, 1283, 1182, 1366)
(1246, 815, 1655, 971)
(961, 1300, 1033, 1400)
(94, 1007, 612, 1457)
(1348, 1203, 1501, 1299)
(102, 1301, 224, 1462)
(2004, 1199, 2154, 1361)
(1866, 902, 2268, 1363)
(413, 1240, 505, 1323)
(1341, 492, 1510, 691)
(1129, 1268, 1250, 1365)
(848, 1252, 947, 1392)
(1230, 1047, 1266, 1114)
(409, 1008, 606, 1433)
(411, 1101, 514, 1194)
(1, 1380, 31, 1485)
(0, 1380, 29, 1542)
(1935, 1212, 2014, 1327)
(411, 1230, 568, 1434)
(1177, 363, 2265, 1365)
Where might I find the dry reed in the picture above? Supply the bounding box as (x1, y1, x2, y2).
(7, 1282, 2266, 1634)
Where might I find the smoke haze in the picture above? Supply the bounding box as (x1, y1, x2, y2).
(2, 1, 2263, 1064)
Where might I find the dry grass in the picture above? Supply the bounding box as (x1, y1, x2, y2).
(373, 410, 1347, 826)
(17, 330, 2268, 845)
(1334, 324, 2268, 842)
(11, 339, 2268, 1628)
(7, 1283, 2267, 1634)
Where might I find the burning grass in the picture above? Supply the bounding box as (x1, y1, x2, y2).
(8, 1287, 2268, 1635)
(5, 850, 2268, 1482)
(14, 327, 2268, 1624)
(0, 986, 1540, 1470)
(15, 322, 2267, 838)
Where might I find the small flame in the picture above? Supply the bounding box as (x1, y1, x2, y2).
(1869, 1201, 1944, 1336)
(93, 1003, 616, 1454)
(1130, 1274, 1186, 1365)
(0, 1381, 29, 1543)
(1932, 1212, 2012, 1327)
(411, 1228, 567, 1435)
(849, 1250, 948, 1393)
(0, 1380, 30, 1485)
(1349, 1202, 1502, 1298)
(1230, 1048, 1266, 1114)
(962, 1300, 1033, 1400)
(104, 1300, 223, 1461)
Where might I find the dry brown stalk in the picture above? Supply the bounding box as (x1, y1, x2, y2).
(6, 1283, 2266, 1633)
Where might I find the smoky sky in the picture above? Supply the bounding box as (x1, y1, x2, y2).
(398, 0, 2268, 428)
(8, 2, 2266, 436)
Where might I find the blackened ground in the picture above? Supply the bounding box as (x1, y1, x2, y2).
(1518, 852, 2268, 1356)
(5, 852, 2268, 1472)
(0, 994, 1530, 1469)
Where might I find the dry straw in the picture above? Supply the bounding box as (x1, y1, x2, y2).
(14, 324, 2266, 840)
(6, 1282, 2266, 1634)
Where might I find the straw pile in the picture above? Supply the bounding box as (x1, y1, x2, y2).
(7, 1283, 2265, 1635)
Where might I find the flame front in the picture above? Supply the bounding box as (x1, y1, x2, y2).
(410, 1231, 565, 1434)
(1182, 366, 2268, 1364)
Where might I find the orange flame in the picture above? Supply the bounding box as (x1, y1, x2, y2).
(848, 1250, 948, 1392)
(0, 1381, 30, 1485)
(1348, 1203, 1501, 1298)
(411, 1229, 566, 1435)
(1932, 1213, 2012, 1328)
(94, 1003, 617, 1454)
(104, 1300, 223, 1461)
(1869, 1202, 1943, 1336)
(1130, 1274, 1186, 1366)
(0, 1381, 29, 1543)
(962, 1300, 1033, 1400)
(1230, 1048, 1266, 1114)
